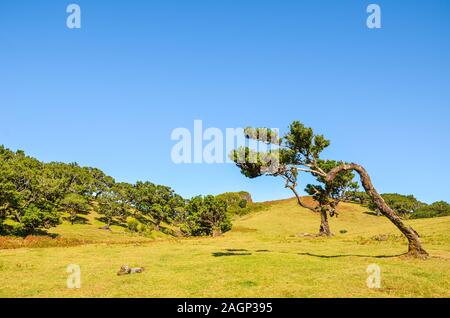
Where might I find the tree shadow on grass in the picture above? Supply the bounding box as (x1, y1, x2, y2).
(298, 252, 408, 259)
(159, 225, 176, 236)
(63, 215, 90, 225)
(95, 217, 127, 228)
(363, 211, 382, 217)
(212, 249, 273, 257)
(0, 225, 59, 238)
(212, 251, 253, 257)
(226, 249, 249, 252)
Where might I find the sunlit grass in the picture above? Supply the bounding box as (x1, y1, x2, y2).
(0, 199, 449, 297)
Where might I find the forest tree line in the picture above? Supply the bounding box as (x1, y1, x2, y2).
(343, 191, 450, 219)
(0, 146, 260, 237)
(1, 143, 447, 240)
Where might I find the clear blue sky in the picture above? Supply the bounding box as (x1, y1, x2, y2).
(1, 0, 449, 203)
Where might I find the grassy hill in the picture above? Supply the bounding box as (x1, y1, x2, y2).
(0, 198, 449, 297)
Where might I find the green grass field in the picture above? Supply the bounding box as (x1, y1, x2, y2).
(1, 198, 449, 298)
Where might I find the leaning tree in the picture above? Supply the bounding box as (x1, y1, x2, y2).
(230, 121, 428, 258)
(230, 124, 355, 237)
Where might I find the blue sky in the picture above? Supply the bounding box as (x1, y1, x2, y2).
(1, 0, 449, 203)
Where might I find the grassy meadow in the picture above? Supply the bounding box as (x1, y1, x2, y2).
(0, 198, 449, 298)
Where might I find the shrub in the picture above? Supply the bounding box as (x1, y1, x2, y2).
(59, 193, 89, 225)
(411, 201, 450, 219)
(215, 191, 263, 216)
(136, 223, 147, 233)
(126, 217, 140, 232)
(368, 193, 426, 216)
(126, 217, 149, 234)
(344, 191, 370, 205)
(21, 205, 61, 233)
(182, 195, 231, 237)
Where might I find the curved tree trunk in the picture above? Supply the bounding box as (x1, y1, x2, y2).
(326, 163, 428, 259)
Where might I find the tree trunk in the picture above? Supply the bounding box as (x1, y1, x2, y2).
(319, 209, 332, 236)
(212, 227, 222, 237)
(288, 185, 333, 236)
(326, 163, 428, 259)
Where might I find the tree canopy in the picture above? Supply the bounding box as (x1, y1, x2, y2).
(0, 145, 234, 237)
(181, 195, 231, 237)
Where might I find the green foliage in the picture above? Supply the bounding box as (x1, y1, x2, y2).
(284, 121, 330, 162)
(126, 217, 140, 232)
(87, 167, 115, 198)
(216, 191, 252, 215)
(182, 195, 231, 236)
(126, 216, 148, 233)
(113, 182, 136, 206)
(411, 201, 450, 219)
(0, 145, 188, 236)
(1, 145, 249, 239)
(0, 146, 62, 233)
(96, 189, 130, 227)
(229, 147, 281, 178)
(134, 181, 184, 230)
(215, 191, 267, 216)
(46, 162, 96, 198)
(305, 160, 358, 211)
(244, 127, 281, 144)
(59, 193, 89, 224)
(368, 193, 426, 216)
(344, 191, 370, 205)
(0, 145, 120, 233)
(238, 199, 247, 209)
(20, 205, 61, 233)
(230, 121, 332, 180)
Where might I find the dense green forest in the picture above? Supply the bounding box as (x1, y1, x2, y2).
(344, 191, 450, 219)
(0, 145, 261, 237)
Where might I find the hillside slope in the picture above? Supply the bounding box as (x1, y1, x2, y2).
(0, 198, 449, 297)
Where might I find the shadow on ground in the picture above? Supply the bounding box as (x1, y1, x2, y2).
(63, 215, 90, 225)
(212, 251, 253, 257)
(298, 252, 408, 259)
(363, 211, 382, 217)
(212, 249, 273, 257)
